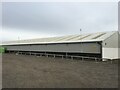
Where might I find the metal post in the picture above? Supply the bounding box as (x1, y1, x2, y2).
(45, 52, 46, 56)
(110, 59, 113, 64)
(66, 52, 67, 58)
(62, 55, 63, 59)
(95, 58, 97, 62)
(39, 54, 41, 57)
(82, 57, 83, 61)
(54, 54, 55, 58)
(71, 56, 73, 60)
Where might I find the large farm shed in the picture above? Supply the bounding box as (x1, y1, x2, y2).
(2, 31, 120, 61)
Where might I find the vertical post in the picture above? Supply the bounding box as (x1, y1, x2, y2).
(95, 58, 97, 62)
(62, 55, 63, 59)
(54, 54, 55, 58)
(66, 52, 67, 58)
(110, 59, 113, 64)
(71, 56, 73, 60)
(82, 57, 83, 61)
(45, 52, 46, 55)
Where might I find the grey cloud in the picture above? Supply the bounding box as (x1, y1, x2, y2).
(2, 2, 118, 36)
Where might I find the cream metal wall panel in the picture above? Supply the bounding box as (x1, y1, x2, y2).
(118, 32, 120, 58)
(102, 32, 120, 59)
(102, 32, 119, 48)
(5, 43, 101, 54)
(102, 48, 119, 59)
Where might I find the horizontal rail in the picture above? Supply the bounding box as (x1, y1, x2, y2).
(7, 50, 112, 61)
(13, 51, 105, 61)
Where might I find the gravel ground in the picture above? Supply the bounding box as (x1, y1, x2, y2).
(2, 53, 118, 88)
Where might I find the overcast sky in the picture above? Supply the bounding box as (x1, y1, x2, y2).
(1, 2, 118, 41)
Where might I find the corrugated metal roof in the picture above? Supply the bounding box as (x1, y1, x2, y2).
(2, 31, 117, 45)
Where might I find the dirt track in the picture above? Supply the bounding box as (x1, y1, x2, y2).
(2, 53, 118, 88)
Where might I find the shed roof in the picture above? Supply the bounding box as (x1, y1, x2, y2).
(2, 31, 117, 45)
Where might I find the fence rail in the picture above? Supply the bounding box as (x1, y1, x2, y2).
(8, 51, 110, 61)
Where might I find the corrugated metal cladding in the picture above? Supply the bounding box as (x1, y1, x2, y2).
(2, 31, 116, 45)
(5, 43, 101, 54)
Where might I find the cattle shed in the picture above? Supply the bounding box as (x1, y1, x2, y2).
(2, 31, 120, 61)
